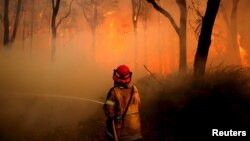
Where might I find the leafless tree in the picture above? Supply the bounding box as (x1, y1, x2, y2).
(188, 0, 203, 39)
(3, 0, 22, 47)
(147, 0, 187, 73)
(77, 0, 118, 62)
(194, 0, 221, 76)
(51, 0, 74, 61)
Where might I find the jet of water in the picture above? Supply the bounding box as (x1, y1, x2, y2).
(25, 93, 104, 105)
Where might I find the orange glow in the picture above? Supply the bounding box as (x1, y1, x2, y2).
(39, 12, 43, 18)
(109, 21, 114, 28)
(107, 11, 114, 15)
(237, 33, 249, 67)
(210, 28, 228, 58)
(133, 15, 137, 21)
(60, 32, 64, 37)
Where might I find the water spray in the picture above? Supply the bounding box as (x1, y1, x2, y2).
(25, 93, 104, 105)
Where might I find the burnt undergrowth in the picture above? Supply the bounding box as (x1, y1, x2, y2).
(138, 66, 250, 141)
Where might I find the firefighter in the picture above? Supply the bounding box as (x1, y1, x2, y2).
(103, 65, 143, 141)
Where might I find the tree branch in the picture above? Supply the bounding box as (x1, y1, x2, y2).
(56, 0, 74, 28)
(77, 1, 91, 24)
(188, 0, 203, 39)
(147, 0, 180, 35)
(144, 65, 163, 85)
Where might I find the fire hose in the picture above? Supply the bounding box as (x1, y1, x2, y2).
(25, 94, 104, 105)
(25, 93, 119, 140)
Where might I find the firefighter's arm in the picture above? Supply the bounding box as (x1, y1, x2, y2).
(103, 88, 116, 118)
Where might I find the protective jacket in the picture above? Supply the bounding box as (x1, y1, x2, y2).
(103, 84, 142, 141)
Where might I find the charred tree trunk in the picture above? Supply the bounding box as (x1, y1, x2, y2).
(194, 0, 221, 76)
(177, 0, 187, 73)
(3, 0, 22, 46)
(3, 0, 10, 46)
(10, 0, 22, 43)
(51, 0, 60, 61)
(51, 0, 60, 38)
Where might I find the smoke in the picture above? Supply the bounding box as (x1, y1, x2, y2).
(0, 46, 109, 139)
(0, 0, 250, 140)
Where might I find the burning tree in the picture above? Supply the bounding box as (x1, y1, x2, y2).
(51, 0, 74, 61)
(3, 0, 22, 47)
(77, 0, 118, 62)
(146, 0, 187, 73)
(193, 0, 221, 76)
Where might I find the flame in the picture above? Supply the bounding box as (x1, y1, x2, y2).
(237, 33, 249, 67)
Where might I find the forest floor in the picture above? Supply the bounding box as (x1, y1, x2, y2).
(1, 66, 250, 141)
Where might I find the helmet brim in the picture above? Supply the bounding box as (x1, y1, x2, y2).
(113, 75, 131, 83)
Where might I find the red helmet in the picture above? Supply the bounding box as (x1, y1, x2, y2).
(113, 65, 132, 83)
